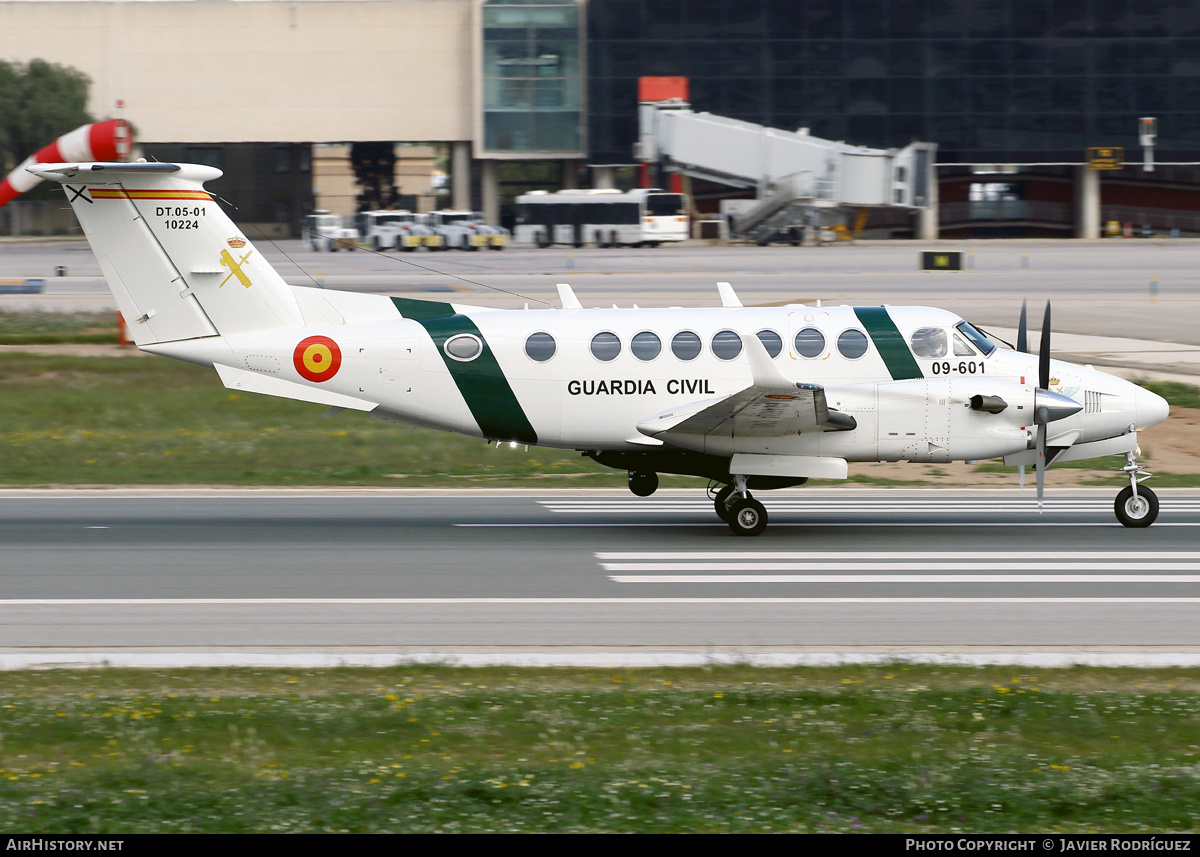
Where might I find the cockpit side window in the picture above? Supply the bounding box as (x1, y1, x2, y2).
(952, 334, 976, 357)
(910, 327, 948, 358)
(955, 321, 996, 356)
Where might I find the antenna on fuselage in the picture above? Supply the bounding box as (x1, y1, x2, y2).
(717, 282, 742, 308)
(556, 283, 582, 310)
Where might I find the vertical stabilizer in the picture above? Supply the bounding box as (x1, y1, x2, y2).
(30, 162, 303, 346)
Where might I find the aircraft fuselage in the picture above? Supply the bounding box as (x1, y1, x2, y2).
(148, 296, 1165, 467)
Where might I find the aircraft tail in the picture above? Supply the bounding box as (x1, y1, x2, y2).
(30, 162, 303, 346)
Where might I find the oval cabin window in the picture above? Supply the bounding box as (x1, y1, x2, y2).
(444, 334, 483, 361)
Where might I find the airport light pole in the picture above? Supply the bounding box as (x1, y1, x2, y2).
(1140, 117, 1157, 172)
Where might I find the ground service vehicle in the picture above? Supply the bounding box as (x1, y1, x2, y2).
(423, 210, 509, 251)
(304, 211, 359, 252)
(355, 210, 441, 251)
(514, 188, 689, 248)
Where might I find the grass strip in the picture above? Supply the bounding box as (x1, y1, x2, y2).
(0, 354, 1196, 488)
(0, 354, 618, 487)
(0, 312, 121, 346)
(2, 664, 1200, 833)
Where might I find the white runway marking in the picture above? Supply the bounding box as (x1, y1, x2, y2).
(3, 598, 1200, 605)
(458, 522, 1200, 527)
(597, 550, 1200, 588)
(597, 551, 1200, 560)
(542, 497, 1200, 509)
(609, 575, 1200, 583)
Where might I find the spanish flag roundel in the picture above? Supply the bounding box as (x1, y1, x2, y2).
(293, 335, 342, 382)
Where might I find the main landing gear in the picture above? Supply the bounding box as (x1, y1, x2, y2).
(1114, 450, 1159, 528)
(626, 470, 769, 535)
(711, 477, 768, 537)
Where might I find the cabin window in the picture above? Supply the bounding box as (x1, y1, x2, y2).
(711, 329, 742, 361)
(631, 331, 662, 361)
(590, 331, 622, 362)
(524, 332, 557, 362)
(910, 327, 948, 358)
(756, 329, 783, 358)
(671, 330, 702, 361)
(444, 334, 483, 362)
(837, 329, 869, 360)
(794, 327, 825, 358)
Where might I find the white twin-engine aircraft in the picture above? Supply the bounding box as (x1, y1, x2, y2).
(35, 161, 1170, 535)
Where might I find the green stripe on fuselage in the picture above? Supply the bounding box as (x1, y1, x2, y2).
(854, 306, 923, 380)
(390, 296, 457, 321)
(391, 297, 537, 444)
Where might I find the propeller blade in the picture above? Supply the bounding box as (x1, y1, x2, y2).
(1035, 422, 1047, 513)
(1017, 299, 1028, 353)
(1039, 300, 1051, 391)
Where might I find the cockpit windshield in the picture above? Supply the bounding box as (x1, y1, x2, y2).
(955, 321, 996, 356)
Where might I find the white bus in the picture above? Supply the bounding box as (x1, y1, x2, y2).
(513, 188, 688, 248)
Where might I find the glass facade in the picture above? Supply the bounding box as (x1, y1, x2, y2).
(482, 0, 585, 154)
(586, 0, 1200, 165)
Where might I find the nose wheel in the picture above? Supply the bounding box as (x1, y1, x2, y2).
(1114, 450, 1159, 528)
(1115, 485, 1158, 528)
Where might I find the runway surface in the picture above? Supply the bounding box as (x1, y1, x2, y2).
(2, 489, 1200, 667)
(4, 239, 1199, 345)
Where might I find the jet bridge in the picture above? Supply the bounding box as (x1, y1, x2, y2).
(637, 100, 936, 243)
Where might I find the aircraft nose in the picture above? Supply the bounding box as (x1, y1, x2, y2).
(1134, 384, 1169, 429)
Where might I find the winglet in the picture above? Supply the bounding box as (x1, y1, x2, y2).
(740, 333, 793, 390)
(556, 283, 582, 310)
(717, 282, 742, 308)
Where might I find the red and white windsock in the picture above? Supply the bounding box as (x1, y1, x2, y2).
(0, 118, 134, 209)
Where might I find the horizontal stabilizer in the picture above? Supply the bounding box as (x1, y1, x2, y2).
(214, 364, 377, 411)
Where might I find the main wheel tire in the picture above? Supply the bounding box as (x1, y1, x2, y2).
(1115, 485, 1159, 528)
(610, 231, 619, 248)
(727, 497, 768, 536)
(713, 484, 736, 523)
(628, 471, 659, 497)
(536, 231, 549, 248)
(595, 231, 606, 248)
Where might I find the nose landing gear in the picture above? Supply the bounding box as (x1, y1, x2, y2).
(1114, 450, 1159, 528)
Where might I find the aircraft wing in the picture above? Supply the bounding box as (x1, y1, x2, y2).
(638, 383, 848, 439)
(637, 334, 856, 441)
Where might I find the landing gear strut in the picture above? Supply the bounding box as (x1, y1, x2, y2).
(712, 483, 736, 523)
(711, 476, 768, 536)
(1114, 450, 1159, 528)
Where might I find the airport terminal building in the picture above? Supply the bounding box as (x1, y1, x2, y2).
(2, 0, 1199, 237)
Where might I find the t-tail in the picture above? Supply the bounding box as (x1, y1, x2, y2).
(29, 161, 303, 346)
